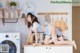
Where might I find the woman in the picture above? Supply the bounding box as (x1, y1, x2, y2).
(25, 12, 77, 49)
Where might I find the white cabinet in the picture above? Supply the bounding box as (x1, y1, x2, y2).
(24, 45, 73, 53)
(49, 46, 72, 53)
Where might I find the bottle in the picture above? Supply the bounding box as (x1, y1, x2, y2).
(6, 0, 9, 9)
(5, 12, 9, 18)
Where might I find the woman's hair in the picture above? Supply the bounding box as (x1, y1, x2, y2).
(25, 12, 39, 28)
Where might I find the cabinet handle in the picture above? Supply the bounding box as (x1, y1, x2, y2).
(46, 47, 48, 49)
(50, 47, 51, 49)
(46, 47, 51, 49)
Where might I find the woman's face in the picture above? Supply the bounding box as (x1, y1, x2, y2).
(27, 15, 32, 22)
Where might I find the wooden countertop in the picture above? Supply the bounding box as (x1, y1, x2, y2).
(23, 44, 72, 47)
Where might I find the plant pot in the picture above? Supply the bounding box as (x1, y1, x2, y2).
(10, 6, 16, 10)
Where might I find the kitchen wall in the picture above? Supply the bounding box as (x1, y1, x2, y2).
(72, 0, 80, 6)
(0, 19, 27, 44)
(0, 0, 72, 44)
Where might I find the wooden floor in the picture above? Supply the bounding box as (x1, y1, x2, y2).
(72, 6, 80, 53)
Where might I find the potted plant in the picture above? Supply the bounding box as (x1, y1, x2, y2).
(9, 1, 17, 9)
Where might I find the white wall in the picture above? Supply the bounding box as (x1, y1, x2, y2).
(33, 0, 72, 40)
(0, 19, 28, 44)
(0, 0, 72, 44)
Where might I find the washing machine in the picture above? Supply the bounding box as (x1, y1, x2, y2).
(0, 33, 20, 53)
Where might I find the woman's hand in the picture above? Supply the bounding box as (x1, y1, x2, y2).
(32, 43, 42, 46)
(24, 42, 29, 45)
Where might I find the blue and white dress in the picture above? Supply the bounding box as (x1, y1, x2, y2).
(32, 22, 63, 38)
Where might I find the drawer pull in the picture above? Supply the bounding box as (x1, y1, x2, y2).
(46, 47, 48, 49)
(50, 47, 51, 49)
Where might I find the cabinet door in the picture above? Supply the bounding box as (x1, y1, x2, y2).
(24, 46, 46, 53)
(49, 46, 73, 53)
(24, 47, 38, 53)
(24, 46, 73, 53)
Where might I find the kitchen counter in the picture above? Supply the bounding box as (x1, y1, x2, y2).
(24, 43, 73, 53)
(23, 44, 72, 47)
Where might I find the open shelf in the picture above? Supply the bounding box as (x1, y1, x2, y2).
(38, 12, 68, 15)
(2, 18, 18, 25)
(1, 8, 20, 25)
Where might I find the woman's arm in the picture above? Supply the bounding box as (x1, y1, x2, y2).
(34, 29, 39, 44)
(27, 27, 32, 43)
